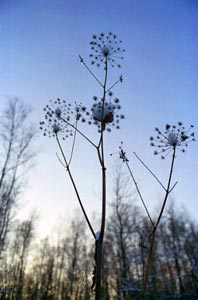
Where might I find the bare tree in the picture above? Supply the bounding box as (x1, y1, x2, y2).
(105, 165, 142, 299)
(2, 198, 196, 300)
(0, 98, 36, 256)
(24, 237, 55, 300)
(9, 217, 35, 300)
(64, 217, 88, 300)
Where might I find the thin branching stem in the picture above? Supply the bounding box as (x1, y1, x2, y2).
(134, 152, 166, 191)
(60, 116, 97, 149)
(95, 57, 108, 300)
(97, 146, 103, 166)
(154, 146, 176, 231)
(97, 134, 102, 149)
(100, 144, 106, 242)
(68, 120, 78, 166)
(169, 181, 178, 193)
(56, 134, 96, 239)
(99, 57, 108, 241)
(141, 231, 156, 300)
(56, 152, 66, 168)
(141, 146, 176, 300)
(79, 55, 103, 87)
(125, 160, 154, 227)
(106, 77, 122, 93)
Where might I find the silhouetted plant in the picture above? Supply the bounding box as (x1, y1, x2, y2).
(40, 32, 196, 300)
(40, 32, 125, 300)
(118, 123, 195, 299)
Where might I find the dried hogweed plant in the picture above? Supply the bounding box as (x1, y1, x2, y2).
(119, 122, 195, 300)
(40, 32, 125, 300)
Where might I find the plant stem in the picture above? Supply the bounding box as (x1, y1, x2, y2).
(134, 152, 166, 191)
(95, 239, 103, 300)
(106, 76, 122, 93)
(100, 58, 108, 241)
(141, 230, 156, 300)
(68, 120, 78, 166)
(79, 55, 103, 87)
(125, 159, 154, 227)
(154, 147, 176, 230)
(56, 135, 95, 239)
(61, 117, 97, 149)
(95, 57, 108, 300)
(141, 147, 176, 300)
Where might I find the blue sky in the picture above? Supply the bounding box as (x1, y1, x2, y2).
(0, 0, 198, 236)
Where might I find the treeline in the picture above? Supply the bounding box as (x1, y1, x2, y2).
(0, 171, 198, 300)
(0, 100, 198, 299)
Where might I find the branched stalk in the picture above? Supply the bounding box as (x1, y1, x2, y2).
(79, 55, 103, 87)
(56, 134, 95, 239)
(99, 57, 108, 241)
(60, 116, 97, 149)
(95, 57, 108, 300)
(141, 146, 176, 300)
(106, 76, 122, 93)
(169, 181, 178, 193)
(134, 152, 166, 191)
(68, 120, 78, 166)
(99, 132, 106, 243)
(124, 158, 154, 227)
(152, 148, 176, 231)
(141, 231, 156, 300)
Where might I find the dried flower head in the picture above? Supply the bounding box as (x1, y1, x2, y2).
(79, 92, 125, 133)
(89, 32, 125, 68)
(119, 142, 129, 162)
(150, 122, 195, 159)
(40, 98, 83, 139)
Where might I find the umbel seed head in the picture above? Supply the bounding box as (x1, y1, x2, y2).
(89, 32, 125, 68)
(78, 92, 124, 133)
(92, 102, 115, 123)
(150, 122, 195, 159)
(40, 98, 84, 139)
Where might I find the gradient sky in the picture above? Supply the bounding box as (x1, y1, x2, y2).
(1, 0, 198, 237)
